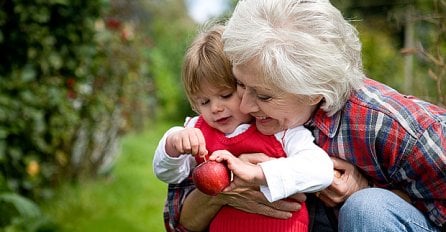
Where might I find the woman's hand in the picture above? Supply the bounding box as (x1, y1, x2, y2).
(210, 150, 267, 189)
(218, 152, 306, 219)
(180, 153, 306, 231)
(238, 152, 275, 164)
(317, 157, 369, 207)
(220, 187, 305, 219)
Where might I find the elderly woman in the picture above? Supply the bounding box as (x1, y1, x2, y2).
(164, 0, 446, 231)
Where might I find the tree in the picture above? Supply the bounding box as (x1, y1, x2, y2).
(332, 0, 445, 105)
(0, 0, 154, 199)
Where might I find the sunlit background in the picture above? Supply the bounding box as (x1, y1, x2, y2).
(0, 0, 444, 231)
(186, 0, 229, 23)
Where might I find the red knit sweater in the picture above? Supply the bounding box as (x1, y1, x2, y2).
(194, 116, 309, 232)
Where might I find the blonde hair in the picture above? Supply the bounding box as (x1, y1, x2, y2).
(182, 24, 235, 111)
(223, 0, 365, 115)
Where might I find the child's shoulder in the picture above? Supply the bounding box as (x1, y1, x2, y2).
(184, 116, 200, 127)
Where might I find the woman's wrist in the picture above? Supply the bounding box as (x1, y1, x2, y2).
(180, 190, 225, 231)
(358, 174, 374, 190)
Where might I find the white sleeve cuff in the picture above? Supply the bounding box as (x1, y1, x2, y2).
(153, 126, 197, 183)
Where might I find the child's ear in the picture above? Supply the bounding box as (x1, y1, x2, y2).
(308, 95, 323, 105)
(191, 105, 200, 114)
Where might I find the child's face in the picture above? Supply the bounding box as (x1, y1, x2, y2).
(194, 82, 252, 134)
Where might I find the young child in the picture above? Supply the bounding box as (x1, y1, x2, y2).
(153, 24, 333, 232)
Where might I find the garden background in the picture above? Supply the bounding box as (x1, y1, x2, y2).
(0, 0, 444, 231)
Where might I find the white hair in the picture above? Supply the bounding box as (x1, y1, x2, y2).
(223, 0, 365, 115)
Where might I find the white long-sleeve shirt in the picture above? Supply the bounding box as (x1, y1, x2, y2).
(153, 116, 333, 202)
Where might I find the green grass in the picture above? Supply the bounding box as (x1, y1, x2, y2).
(40, 121, 173, 232)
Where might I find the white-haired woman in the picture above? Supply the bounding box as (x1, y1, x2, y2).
(164, 0, 446, 231)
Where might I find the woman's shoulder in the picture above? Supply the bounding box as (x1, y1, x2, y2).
(275, 126, 313, 142)
(347, 78, 446, 137)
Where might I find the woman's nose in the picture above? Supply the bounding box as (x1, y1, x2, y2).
(239, 89, 258, 114)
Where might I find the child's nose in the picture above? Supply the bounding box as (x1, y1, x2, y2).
(211, 101, 223, 113)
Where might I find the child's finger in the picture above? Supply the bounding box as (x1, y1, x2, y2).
(180, 135, 192, 153)
(196, 132, 207, 157)
(189, 130, 206, 156)
(198, 147, 208, 158)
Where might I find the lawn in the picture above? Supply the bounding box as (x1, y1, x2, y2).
(40, 121, 173, 232)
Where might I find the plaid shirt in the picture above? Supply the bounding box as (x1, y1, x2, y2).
(164, 176, 196, 232)
(309, 78, 446, 227)
(163, 78, 446, 230)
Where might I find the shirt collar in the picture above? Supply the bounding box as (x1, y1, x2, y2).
(306, 107, 342, 138)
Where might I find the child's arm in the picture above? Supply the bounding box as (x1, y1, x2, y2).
(153, 127, 197, 184)
(153, 116, 208, 184)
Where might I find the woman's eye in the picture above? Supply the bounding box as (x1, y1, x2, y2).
(257, 95, 272, 101)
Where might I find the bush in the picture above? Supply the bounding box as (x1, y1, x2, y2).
(0, 0, 103, 199)
(0, 193, 58, 231)
(0, 0, 153, 200)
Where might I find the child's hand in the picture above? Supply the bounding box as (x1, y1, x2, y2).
(165, 128, 208, 158)
(210, 150, 266, 191)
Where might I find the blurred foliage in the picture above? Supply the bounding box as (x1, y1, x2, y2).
(332, 0, 445, 106)
(0, 0, 196, 229)
(0, 193, 58, 231)
(0, 0, 158, 201)
(40, 121, 171, 232)
(414, 0, 446, 106)
(0, 0, 444, 230)
(358, 21, 405, 89)
(146, 0, 197, 120)
(0, 0, 103, 199)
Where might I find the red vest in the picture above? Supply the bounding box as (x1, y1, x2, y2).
(195, 116, 309, 232)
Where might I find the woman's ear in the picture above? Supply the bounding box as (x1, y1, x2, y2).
(308, 95, 323, 105)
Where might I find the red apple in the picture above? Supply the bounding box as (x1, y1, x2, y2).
(192, 160, 230, 196)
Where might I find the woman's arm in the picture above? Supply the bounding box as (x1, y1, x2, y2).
(179, 189, 223, 231)
(179, 187, 306, 231)
(317, 157, 369, 207)
(169, 153, 306, 231)
(258, 126, 334, 202)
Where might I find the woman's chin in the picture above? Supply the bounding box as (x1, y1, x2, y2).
(256, 123, 280, 135)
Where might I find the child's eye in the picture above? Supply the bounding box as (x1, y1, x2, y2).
(199, 99, 209, 105)
(221, 93, 233, 99)
(236, 80, 246, 89)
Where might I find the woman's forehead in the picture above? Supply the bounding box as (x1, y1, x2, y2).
(233, 64, 259, 84)
(233, 66, 278, 92)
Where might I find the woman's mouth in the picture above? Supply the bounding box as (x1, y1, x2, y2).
(254, 116, 271, 123)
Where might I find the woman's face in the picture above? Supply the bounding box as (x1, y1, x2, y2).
(233, 63, 320, 135)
